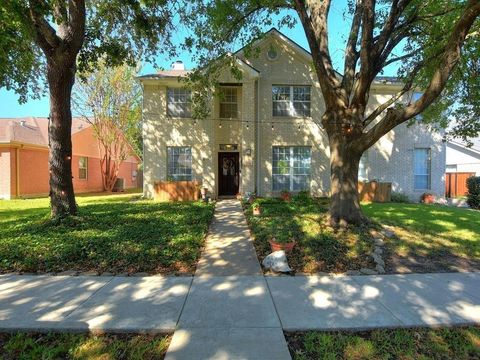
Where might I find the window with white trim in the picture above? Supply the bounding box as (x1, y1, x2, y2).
(78, 157, 88, 180)
(219, 87, 238, 118)
(167, 88, 192, 118)
(272, 146, 311, 191)
(414, 148, 431, 190)
(272, 86, 311, 117)
(167, 147, 192, 181)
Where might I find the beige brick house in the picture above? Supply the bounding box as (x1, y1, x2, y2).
(139, 29, 445, 201)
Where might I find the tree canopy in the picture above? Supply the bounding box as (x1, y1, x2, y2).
(0, 0, 176, 102)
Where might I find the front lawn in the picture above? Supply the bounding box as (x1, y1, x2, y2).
(0, 332, 170, 359)
(244, 196, 479, 274)
(287, 327, 480, 360)
(0, 193, 214, 274)
(363, 203, 480, 272)
(244, 197, 374, 273)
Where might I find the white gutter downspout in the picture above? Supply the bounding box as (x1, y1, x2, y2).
(256, 79, 260, 195)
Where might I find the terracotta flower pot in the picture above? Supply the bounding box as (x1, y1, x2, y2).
(269, 238, 296, 252)
(280, 192, 291, 202)
(253, 207, 261, 216)
(421, 193, 435, 204)
(236, 193, 242, 200)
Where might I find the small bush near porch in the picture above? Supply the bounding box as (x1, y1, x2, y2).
(0, 193, 214, 274)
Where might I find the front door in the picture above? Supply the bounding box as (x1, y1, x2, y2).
(218, 152, 239, 196)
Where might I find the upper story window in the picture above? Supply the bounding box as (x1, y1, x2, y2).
(167, 88, 191, 118)
(272, 85, 311, 117)
(167, 146, 192, 181)
(78, 157, 88, 180)
(414, 148, 431, 190)
(219, 87, 238, 119)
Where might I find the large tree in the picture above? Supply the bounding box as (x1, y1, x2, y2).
(185, 0, 480, 225)
(0, 0, 175, 217)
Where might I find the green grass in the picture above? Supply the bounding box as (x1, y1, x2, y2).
(0, 332, 170, 360)
(362, 203, 480, 270)
(0, 193, 214, 274)
(244, 196, 374, 273)
(287, 327, 480, 360)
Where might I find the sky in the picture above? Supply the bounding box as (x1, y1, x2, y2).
(0, 3, 400, 118)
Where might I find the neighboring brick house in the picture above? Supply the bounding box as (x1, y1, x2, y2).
(0, 117, 140, 199)
(139, 28, 445, 201)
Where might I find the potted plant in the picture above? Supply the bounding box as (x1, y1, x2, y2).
(269, 236, 296, 252)
(280, 190, 291, 202)
(421, 192, 435, 204)
(252, 201, 261, 216)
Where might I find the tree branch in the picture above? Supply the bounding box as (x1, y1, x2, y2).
(28, 0, 61, 52)
(351, 0, 376, 113)
(360, 0, 480, 150)
(294, 0, 341, 109)
(342, 0, 363, 97)
(66, 0, 86, 52)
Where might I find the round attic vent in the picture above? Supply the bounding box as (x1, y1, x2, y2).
(267, 48, 278, 61)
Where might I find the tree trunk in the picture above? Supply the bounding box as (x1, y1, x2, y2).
(47, 56, 77, 217)
(328, 134, 365, 226)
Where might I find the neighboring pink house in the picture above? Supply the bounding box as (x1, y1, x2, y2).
(0, 117, 140, 199)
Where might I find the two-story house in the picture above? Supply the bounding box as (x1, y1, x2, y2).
(139, 28, 445, 201)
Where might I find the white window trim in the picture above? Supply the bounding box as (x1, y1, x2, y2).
(413, 148, 431, 190)
(167, 146, 193, 181)
(219, 87, 238, 119)
(272, 146, 311, 192)
(272, 85, 311, 117)
(166, 87, 192, 118)
(78, 157, 88, 180)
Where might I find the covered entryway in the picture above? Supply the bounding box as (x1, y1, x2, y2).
(218, 152, 239, 196)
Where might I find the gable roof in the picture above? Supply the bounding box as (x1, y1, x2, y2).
(0, 117, 90, 148)
(138, 27, 402, 86)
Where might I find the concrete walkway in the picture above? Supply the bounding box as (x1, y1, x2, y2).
(0, 200, 479, 359)
(166, 199, 290, 359)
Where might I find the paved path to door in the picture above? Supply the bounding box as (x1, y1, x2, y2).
(0, 200, 479, 359)
(166, 199, 291, 359)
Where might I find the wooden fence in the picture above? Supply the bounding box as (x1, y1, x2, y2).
(154, 180, 201, 202)
(445, 172, 475, 198)
(358, 181, 392, 202)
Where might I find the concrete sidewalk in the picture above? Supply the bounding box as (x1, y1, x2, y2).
(1, 272, 478, 333)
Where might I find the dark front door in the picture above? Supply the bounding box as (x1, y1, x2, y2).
(218, 152, 239, 196)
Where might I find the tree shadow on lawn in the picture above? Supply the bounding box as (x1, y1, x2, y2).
(0, 199, 214, 274)
(245, 197, 374, 274)
(362, 203, 480, 273)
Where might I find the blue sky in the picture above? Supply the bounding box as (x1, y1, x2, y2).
(0, 3, 400, 118)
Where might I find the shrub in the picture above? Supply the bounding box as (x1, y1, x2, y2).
(466, 176, 480, 209)
(391, 192, 410, 203)
(294, 190, 311, 202)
